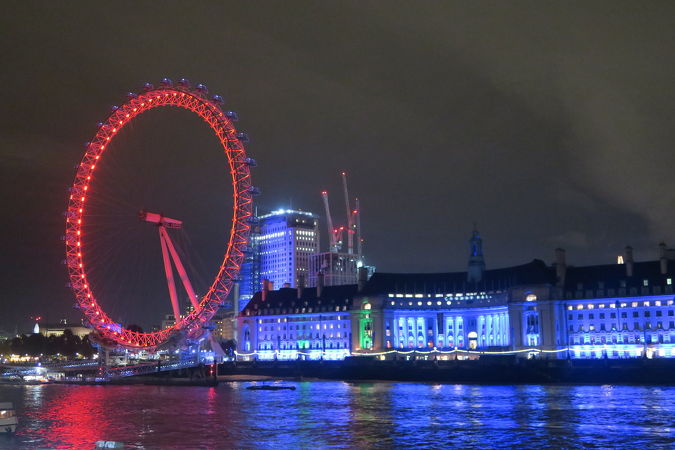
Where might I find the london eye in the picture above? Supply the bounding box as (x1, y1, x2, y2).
(64, 78, 255, 350)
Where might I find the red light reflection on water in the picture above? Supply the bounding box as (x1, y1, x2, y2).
(25, 385, 114, 449)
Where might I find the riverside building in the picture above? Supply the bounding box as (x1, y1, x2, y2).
(237, 231, 675, 360)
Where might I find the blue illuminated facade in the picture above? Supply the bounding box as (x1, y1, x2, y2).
(237, 240, 675, 360)
(237, 284, 356, 360)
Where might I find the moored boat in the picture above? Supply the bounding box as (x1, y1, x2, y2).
(246, 385, 296, 391)
(0, 402, 18, 433)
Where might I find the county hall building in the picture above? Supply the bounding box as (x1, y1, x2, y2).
(237, 230, 675, 360)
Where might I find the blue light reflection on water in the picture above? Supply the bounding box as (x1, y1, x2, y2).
(0, 382, 673, 449)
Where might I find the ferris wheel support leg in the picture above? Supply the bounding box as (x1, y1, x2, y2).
(159, 227, 182, 321)
(159, 226, 200, 310)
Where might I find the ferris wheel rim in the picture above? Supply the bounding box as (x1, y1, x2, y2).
(64, 82, 253, 350)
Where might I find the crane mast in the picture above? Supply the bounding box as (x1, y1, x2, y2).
(341, 172, 355, 255)
(321, 191, 339, 252)
(355, 197, 362, 261)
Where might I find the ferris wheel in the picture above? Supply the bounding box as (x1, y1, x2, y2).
(64, 78, 256, 350)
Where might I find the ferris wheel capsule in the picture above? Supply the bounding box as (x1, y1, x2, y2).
(245, 157, 257, 167)
(84, 142, 91, 148)
(143, 82, 154, 91)
(178, 78, 191, 88)
(111, 105, 119, 111)
(126, 92, 138, 99)
(225, 111, 239, 121)
(160, 77, 173, 87)
(211, 94, 224, 104)
(236, 132, 249, 143)
(195, 83, 208, 94)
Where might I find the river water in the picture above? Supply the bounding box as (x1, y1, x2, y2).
(0, 382, 673, 448)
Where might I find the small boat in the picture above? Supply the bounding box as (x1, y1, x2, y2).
(246, 385, 296, 391)
(0, 402, 18, 434)
(95, 441, 125, 449)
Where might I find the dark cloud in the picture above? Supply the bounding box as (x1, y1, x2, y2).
(1, 1, 673, 330)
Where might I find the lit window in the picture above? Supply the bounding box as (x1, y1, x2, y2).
(643, 279, 649, 287)
(655, 300, 662, 306)
(632, 302, 638, 307)
(587, 304, 594, 309)
(668, 278, 672, 285)
(577, 305, 583, 310)
(526, 294, 537, 302)
(644, 301, 650, 307)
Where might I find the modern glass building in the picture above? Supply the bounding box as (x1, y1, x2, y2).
(239, 209, 319, 310)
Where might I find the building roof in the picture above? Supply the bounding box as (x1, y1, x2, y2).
(562, 259, 675, 292)
(362, 259, 554, 295)
(258, 209, 317, 219)
(241, 258, 675, 316)
(241, 284, 359, 316)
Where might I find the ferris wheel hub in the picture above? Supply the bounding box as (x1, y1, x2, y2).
(139, 211, 183, 229)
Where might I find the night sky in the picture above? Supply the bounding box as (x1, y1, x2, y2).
(1, 2, 674, 331)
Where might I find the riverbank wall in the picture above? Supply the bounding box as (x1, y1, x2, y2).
(218, 357, 675, 385)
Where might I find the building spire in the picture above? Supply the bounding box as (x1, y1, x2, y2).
(467, 224, 485, 283)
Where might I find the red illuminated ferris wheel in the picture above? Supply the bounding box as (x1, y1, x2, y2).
(64, 78, 256, 350)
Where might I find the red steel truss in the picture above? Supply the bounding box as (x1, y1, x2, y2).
(65, 82, 254, 350)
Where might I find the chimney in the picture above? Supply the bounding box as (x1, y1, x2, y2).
(358, 266, 368, 292)
(659, 242, 668, 275)
(262, 278, 270, 301)
(624, 246, 634, 277)
(317, 271, 324, 297)
(555, 248, 567, 287)
(297, 274, 305, 299)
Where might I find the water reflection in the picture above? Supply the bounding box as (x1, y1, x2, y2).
(0, 383, 673, 449)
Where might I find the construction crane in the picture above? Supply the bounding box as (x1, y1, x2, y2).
(321, 191, 341, 252)
(355, 197, 362, 262)
(322, 172, 363, 260)
(341, 172, 355, 255)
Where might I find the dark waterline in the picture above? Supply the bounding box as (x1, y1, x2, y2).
(1, 382, 673, 449)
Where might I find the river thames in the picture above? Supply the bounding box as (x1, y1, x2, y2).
(1, 382, 673, 448)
